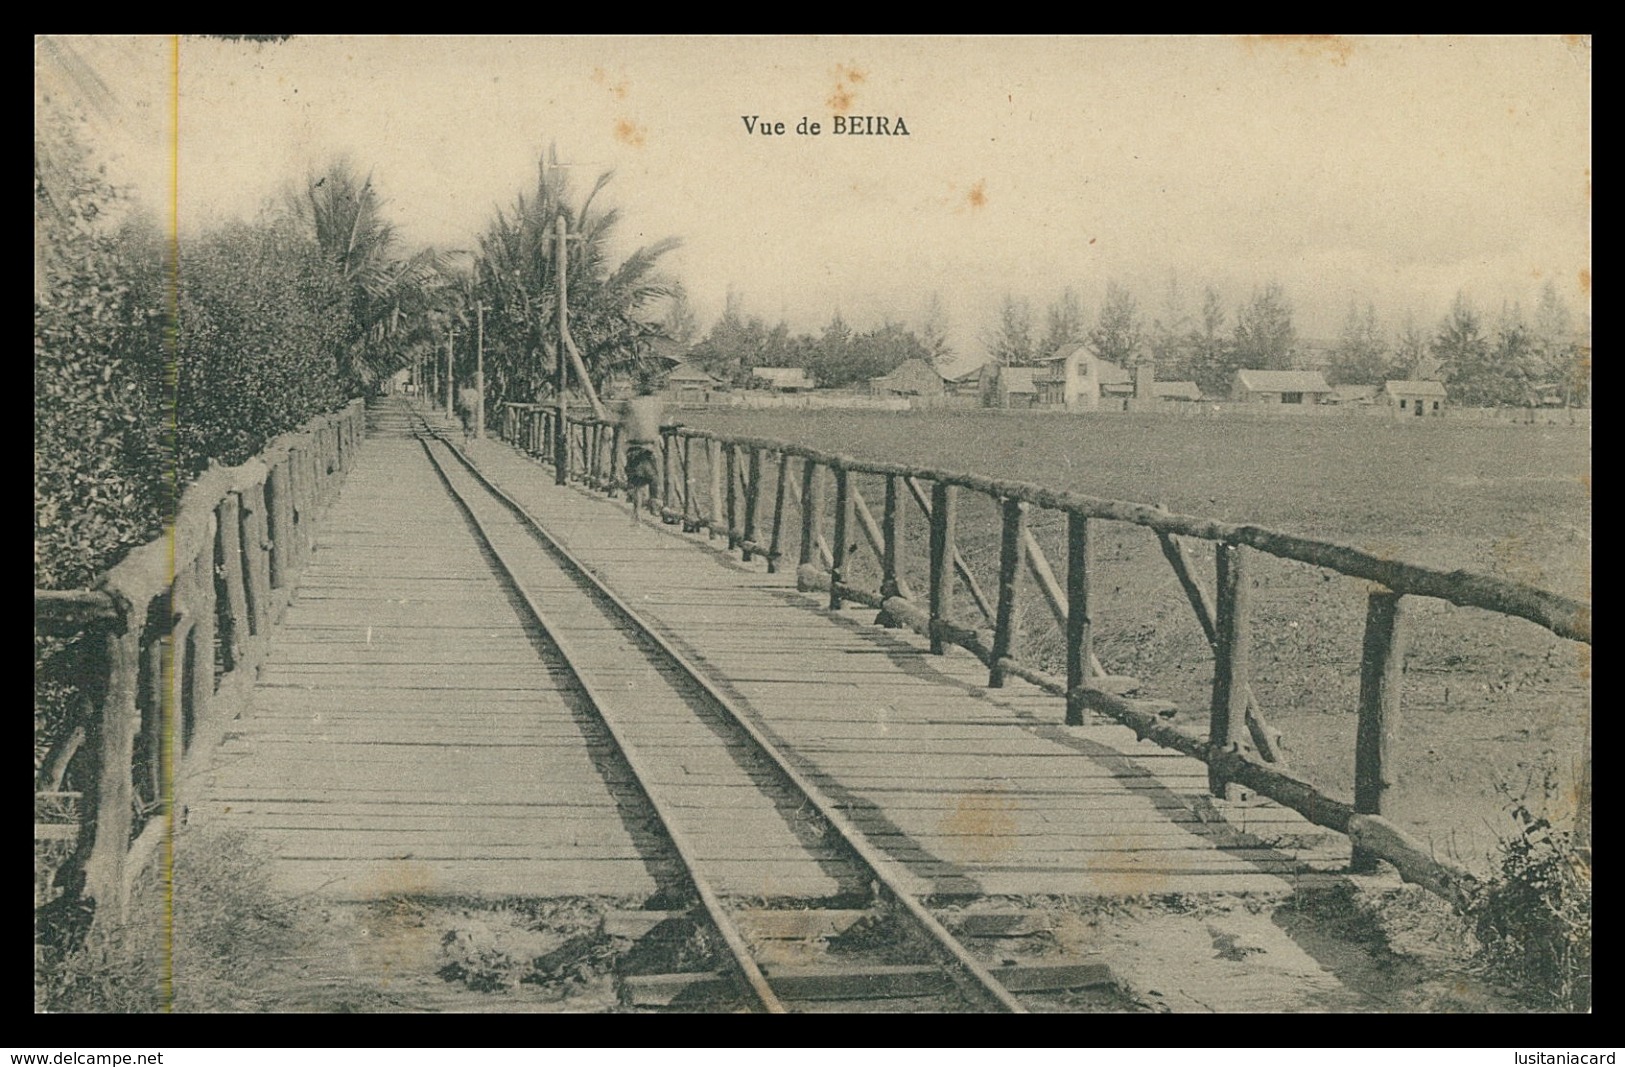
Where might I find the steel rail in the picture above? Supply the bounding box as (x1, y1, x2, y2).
(413, 429, 785, 1012)
(413, 420, 1027, 1013)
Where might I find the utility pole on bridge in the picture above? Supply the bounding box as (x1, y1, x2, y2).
(555, 218, 570, 484)
(475, 302, 485, 439)
(446, 324, 455, 421)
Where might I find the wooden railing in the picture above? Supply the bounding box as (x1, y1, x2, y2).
(33, 400, 367, 924)
(504, 402, 1593, 907)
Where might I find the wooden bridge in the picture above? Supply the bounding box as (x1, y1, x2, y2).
(36, 394, 1592, 931)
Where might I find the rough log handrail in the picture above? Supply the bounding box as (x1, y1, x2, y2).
(493, 405, 1591, 911)
(504, 403, 1589, 645)
(655, 427, 1590, 646)
(33, 399, 367, 925)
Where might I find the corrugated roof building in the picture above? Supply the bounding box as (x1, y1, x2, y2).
(666, 362, 721, 403)
(1232, 369, 1332, 405)
(1151, 381, 1203, 402)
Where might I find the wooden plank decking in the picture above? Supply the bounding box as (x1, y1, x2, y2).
(189, 405, 679, 899)
(191, 399, 1351, 902)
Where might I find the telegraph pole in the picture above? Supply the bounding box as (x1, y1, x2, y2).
(475, 303, 486, 439)
(554, 216, 570, 485)
(445, 324, 455, 420)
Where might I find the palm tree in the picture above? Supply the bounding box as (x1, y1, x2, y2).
(294, 161, 461, 391)
(475, 146, 680, 408)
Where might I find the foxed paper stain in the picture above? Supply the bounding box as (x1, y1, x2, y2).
(591, 66, 630, 101)
(614, 118, 647, 148)
(1243, 34, 1356, 67)
(827, 63, 865, 113)
(938, 789, 1018, 864)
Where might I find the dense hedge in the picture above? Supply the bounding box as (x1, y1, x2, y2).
(174, 222, 352, 474)
(35, 117, 358, 591)
(34, 119, 168, 591)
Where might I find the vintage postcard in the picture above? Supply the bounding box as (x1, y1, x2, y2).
(36, 35, 1590, 1016)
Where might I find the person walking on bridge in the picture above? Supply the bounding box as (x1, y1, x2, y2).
(457, 385, 482, 448)
(619, 371, 665, 526)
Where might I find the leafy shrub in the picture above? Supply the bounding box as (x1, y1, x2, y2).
(36, 110, 358, 589)
(1471, 777, 1591, 1012)
(174, 219, 352, 473)
(34, 107, 168, 590)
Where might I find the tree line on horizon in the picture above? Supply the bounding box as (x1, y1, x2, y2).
(669, 273, 1588, 407)
(972, 278, 1589, 406)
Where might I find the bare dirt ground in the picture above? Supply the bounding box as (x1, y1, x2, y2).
(217, 884, 1523, 1013)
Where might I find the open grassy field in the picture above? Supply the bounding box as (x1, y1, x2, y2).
(686, 408, 1592, 875)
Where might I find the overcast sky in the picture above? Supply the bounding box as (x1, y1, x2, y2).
(43, 35, 1591, 370)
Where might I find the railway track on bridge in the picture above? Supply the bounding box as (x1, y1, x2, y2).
(409, 416, 1116, 1012)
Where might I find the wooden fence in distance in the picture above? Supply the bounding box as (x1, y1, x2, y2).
(34, 400, 367, 925)
(500, 401, 1592, 910)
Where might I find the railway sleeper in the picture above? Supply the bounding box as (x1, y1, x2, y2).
(620, 959, 1114, 1008)
(605, 905, 1114, 1009)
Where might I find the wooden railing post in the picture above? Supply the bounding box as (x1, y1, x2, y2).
(288, 443, 309, 569)
(798, 459, 823, 572)
(1155, 527, 1286, 763)
(881, 475, 903, 602)
(239, 480, 273, 637)
(265, 459, 292, 590)
(768, 452, 789, 574)
(743, 447, 762, 562)
(610, 424, 624, 497)
(140, 622, 164, 822)
(1353, 589, 1409, 871)
(183, 549, 215, 750)
(928, 482, 957, 655)
(660, 431, 674, 519)
(682, 436, 697, 532)
(81, 619, 140, 921)
(553, 410, 568, 485)
(828, 465, 852, 610)
(592, 422, 602, 486)
(989, 497, 1027, 688)
(1066, 512, 1092, 725)
(707, 439, 723, 540)
(906, 476, 995, 624)
(1209, 543, 1252, 799)
(215, 495, 250, 671)
(725, 443, 739, 550)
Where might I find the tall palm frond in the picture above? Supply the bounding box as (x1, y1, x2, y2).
(471, 146, 681, 404)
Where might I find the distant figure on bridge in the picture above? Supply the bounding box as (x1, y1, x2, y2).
(457, 386, 482, 446)
(619, 371, 665, 526)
